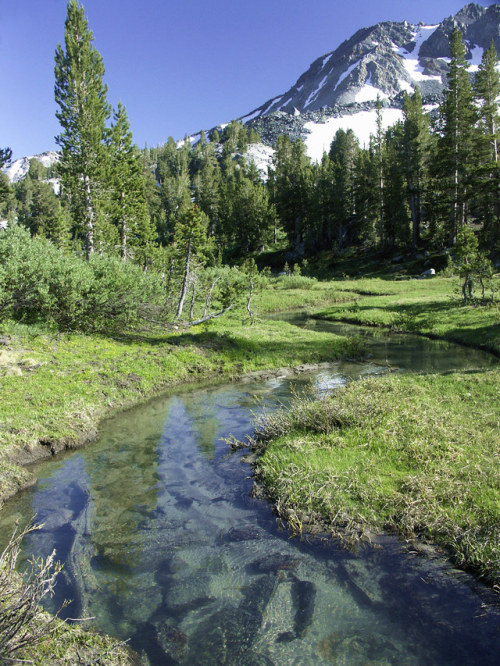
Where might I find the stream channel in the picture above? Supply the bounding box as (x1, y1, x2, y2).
(1, 316, 499, 665)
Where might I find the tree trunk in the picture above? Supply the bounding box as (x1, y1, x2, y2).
(84, 176, 95, 260)
(246, 277, 255, 325)
(119, 190, 127, 261)
(175, 238, 192, 320)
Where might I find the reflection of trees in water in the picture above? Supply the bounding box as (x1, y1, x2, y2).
(74, 400, 169, 631)
(180, 392, 221, 459)
(80, 391, 224, 633)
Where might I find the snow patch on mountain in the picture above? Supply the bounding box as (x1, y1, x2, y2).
(304, 107, 404, 161)
(305, 73, 330, 108)
(393, 25, 442, 83)
(335, 59, 362, 90)
(353, 72, 388, 103)
(245, 143, 275, 180)
(5, 151, 60, 183)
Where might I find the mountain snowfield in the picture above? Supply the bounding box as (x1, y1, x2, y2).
(4, 151, 59, 184)
(3, 3, 500, 182)
(302, 108, 404, 162)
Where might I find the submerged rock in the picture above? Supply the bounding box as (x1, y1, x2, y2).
(290, 575, 316, 639)
(317, 630, 399, 664)
(185, 575, 279, 664)
(276, 574, 316, 643)
(222, 525, 264, 543)
(156, 621, 188, 662)
(247, 552, 301, 574)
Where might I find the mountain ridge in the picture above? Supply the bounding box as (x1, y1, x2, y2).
(241, 2, 498, 122)
(4, 3, 500, 179)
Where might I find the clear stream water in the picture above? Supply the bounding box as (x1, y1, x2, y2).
(1, 318, 499, 665)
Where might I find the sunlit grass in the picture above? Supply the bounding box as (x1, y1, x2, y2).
(316, 275, 500, 353)
(255, 368, 500, 585)
(0, 310, 358, 505)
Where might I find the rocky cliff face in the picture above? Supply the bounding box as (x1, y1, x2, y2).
(240, 3, 499, 128)
(213, 2, 500, 167)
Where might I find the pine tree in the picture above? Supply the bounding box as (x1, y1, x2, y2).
(435, 28, 476, 245)
(54, 0, 111, 259)
(473, 41, 500, 245)
(372, 98, 386, 246)
(383, 123, 411, 247)
(192, 138, 222, 237)
(354, 147, 378, 245)
(221, 163, 274, 254)
(0, 148, 11, 170)
(0, 148, 12, 204)
(402, 88, 431, 250)
(329, 129, 360, 248)
(173, 205, 211, 320)
(16, 174, 70, 251)
(270, 136, 312, 252)
(107, 102, 156, 265)
(157, 138, 192, 244)
(309, 153, 335, 251)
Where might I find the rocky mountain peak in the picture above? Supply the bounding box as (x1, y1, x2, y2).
(242, 3, 499, 128)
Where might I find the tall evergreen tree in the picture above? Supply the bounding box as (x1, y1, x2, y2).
(373, 98, 386, 246)
(473, 41, 500, 245)
(402, 88, 431, 250)
(354, 147, 378, 245)
(270, 136, 312, 252)
(157, 137, 191, 244)
(383, 123, 411, 247)
(0, 148, 12, 205)
(54, 0, 110, 259)
(15, 166, 70, 251)
(173, 205, 211, 320)
(192, 138, 222, 238)
(107, 102, 156, 265)
(435, 28, 476, 245)
(220, 162, 274, 254)
(309, 153, 336, 251)
(329, 128, 360, 248)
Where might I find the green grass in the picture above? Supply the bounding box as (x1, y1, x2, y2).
(0, 307, 358, 506)
(315, 275, 500, 354)
(255, 368, 500, 585)
(1, 263, 500, 660)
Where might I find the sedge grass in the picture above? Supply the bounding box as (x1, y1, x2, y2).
(255, 368, 500, 586)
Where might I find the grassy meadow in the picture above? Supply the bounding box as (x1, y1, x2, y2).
(250, 265, 500, 587)
(0, 277, 353, 507)
(1, 264, 499, 663)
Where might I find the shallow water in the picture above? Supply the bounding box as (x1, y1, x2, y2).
(1, 322, 499, 665)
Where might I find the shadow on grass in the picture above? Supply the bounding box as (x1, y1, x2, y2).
(110, 330, 176, 346)
(324, 299, 458, 318)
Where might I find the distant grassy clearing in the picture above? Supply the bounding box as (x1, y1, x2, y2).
(315, 275, 500, 354)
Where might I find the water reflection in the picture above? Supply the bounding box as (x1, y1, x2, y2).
(0, 326, 499, 664)
(271, 312, 499, 375)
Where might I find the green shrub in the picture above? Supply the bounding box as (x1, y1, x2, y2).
(0, 226, 163, 332)
(277, 274, 319, 290)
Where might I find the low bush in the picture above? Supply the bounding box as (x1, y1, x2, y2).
(0, 226, 163, 333)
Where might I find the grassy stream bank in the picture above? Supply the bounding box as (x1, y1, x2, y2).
(1, 273, 499, 662)
(253, 274, 500, 588)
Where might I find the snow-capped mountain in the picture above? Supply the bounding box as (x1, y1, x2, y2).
(3, 4, 500, 180)
(4, 151, 60, 184)
(235, 2, 500, 162)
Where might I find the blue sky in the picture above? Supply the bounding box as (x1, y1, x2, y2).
(0, 0, 493, 159)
